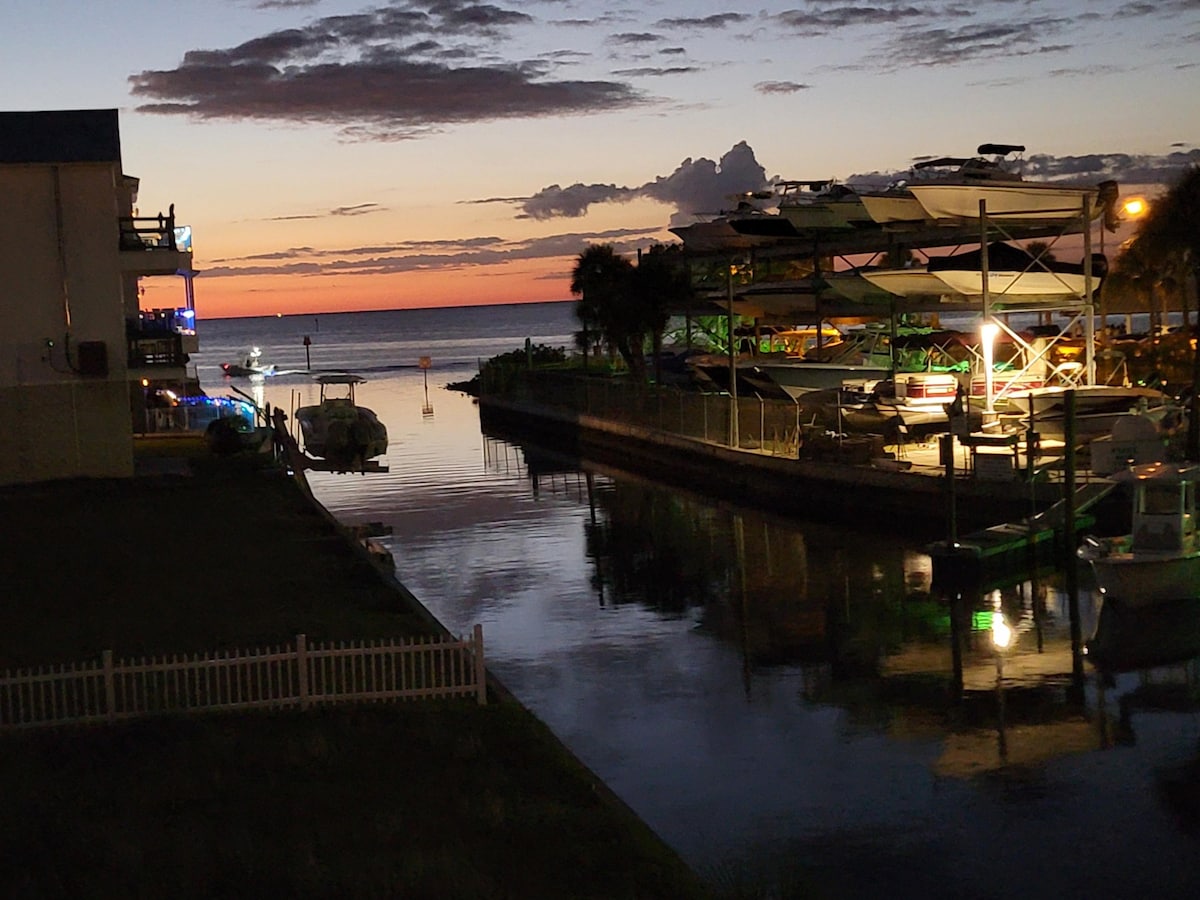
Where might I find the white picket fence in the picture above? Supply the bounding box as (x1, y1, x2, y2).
(0, 627, 486, 731)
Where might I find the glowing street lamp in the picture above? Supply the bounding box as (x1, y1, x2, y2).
(1121, 196, 1149, 219)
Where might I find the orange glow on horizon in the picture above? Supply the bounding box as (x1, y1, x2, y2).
(140, 257, 576, 319)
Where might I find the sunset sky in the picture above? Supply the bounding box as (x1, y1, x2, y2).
(6, 0, 1199, 318)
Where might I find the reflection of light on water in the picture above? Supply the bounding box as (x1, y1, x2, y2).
(903, 550, 932, 594)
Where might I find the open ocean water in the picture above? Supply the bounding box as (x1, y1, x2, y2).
(192, 302, 1200, 898)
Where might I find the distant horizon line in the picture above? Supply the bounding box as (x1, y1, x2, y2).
(196, 296, 575, 322)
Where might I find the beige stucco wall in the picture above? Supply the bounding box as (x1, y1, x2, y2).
(0, 382, 133, 484)
(0, 162, 134, 484)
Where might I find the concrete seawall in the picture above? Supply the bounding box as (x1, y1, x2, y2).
(479, 394, 1072, 537)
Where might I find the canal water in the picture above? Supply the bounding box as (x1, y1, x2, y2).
(193, 303, 1200, 898)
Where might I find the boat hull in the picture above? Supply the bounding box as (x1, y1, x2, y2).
(295, 403, 388, 463)
(858, 192, 927, 224)
(1084, 552, 1200, 607)
(755, 362, 892, 397)
(908, 182, 1101, 222)
(859, 267, 951, 298)
(930, 269, 1088, 298)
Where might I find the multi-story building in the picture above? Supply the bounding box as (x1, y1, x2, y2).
(0, 108, 197, 485)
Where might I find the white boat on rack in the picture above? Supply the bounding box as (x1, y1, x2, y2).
(859, 266, 954, 298)
(910, 169, 1117, 224)
(926, 241, 1106, 298)
(858, 155, 979, 225)
(775, 180, 874, 232)
(1003, 385, 1176, 440)
(1079, 463, 1200, 607)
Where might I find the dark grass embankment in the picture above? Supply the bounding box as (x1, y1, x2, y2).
(0, 456, 708, 899)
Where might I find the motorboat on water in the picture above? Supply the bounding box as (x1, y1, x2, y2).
(221, 346, 276, 377)
(1079, 462, 1200, 607)
(294, 374, 388, 470)
(925, 241, 1107, 299)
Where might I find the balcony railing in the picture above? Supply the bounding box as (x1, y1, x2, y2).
(128, 333, 187, 369)
(133, 307, 195, 337)
(118, 204, 190, 253)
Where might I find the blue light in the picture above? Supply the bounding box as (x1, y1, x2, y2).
(182, 309, 195, 320)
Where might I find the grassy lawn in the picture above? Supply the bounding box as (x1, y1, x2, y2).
(0, 456, 708, 899)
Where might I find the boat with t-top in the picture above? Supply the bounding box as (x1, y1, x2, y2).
(1079, 462, 1200, 607)
(294, 374, 388, 470)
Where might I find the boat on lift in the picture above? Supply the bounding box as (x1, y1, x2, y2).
(294, 374, 388, 470)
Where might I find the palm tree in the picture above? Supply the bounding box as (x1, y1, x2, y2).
(570, 244, 633, 372)
(1126, 165, 1200, 455)
(569, 243, 693, 382)
(630, 244, 694, 384)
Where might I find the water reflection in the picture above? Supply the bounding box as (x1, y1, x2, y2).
(481, 435, 1200, 892)
(190, 312, 1200, 894)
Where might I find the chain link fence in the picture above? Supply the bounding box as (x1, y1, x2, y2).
(483, 368, 802, 457)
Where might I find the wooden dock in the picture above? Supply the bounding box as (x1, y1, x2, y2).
(928, 481, 1115, 587)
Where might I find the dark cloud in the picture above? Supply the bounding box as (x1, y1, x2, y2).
(755, 80, 810, 94)
(880, 17, 1074, 67)
(608, 32, 664, 45)
(1023, 149, 1200, 183)
(331, 203, 384, 216)
(654, 14, 752, 29)
(200, 227, 661, 278)
(129, 2, 646, 137)
(1113, 1, 1200, 17)
(517, 141, 770, 222)
(519, 183, 636, 219)
(1046, 63, 1126, 77)
(612, 66, 700, 77)
(772, 4, 928, 32)
(255, 1, 320, 9)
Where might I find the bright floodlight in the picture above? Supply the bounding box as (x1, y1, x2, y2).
(991, 611, 1012, 650)
(1122, 197, 1148, 218)
(981, 320, 1000, 414)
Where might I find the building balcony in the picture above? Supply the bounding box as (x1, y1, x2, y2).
(119, 205, 193, 275)
(127, 314, 192, 369)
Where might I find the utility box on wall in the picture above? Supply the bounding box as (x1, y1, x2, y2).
(77, 340, 108, 377)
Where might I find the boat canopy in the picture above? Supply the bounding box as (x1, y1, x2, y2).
(927, 241, 1107, 279)
(314, 373, 367, 385)
(976, 143, 1025, 156)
